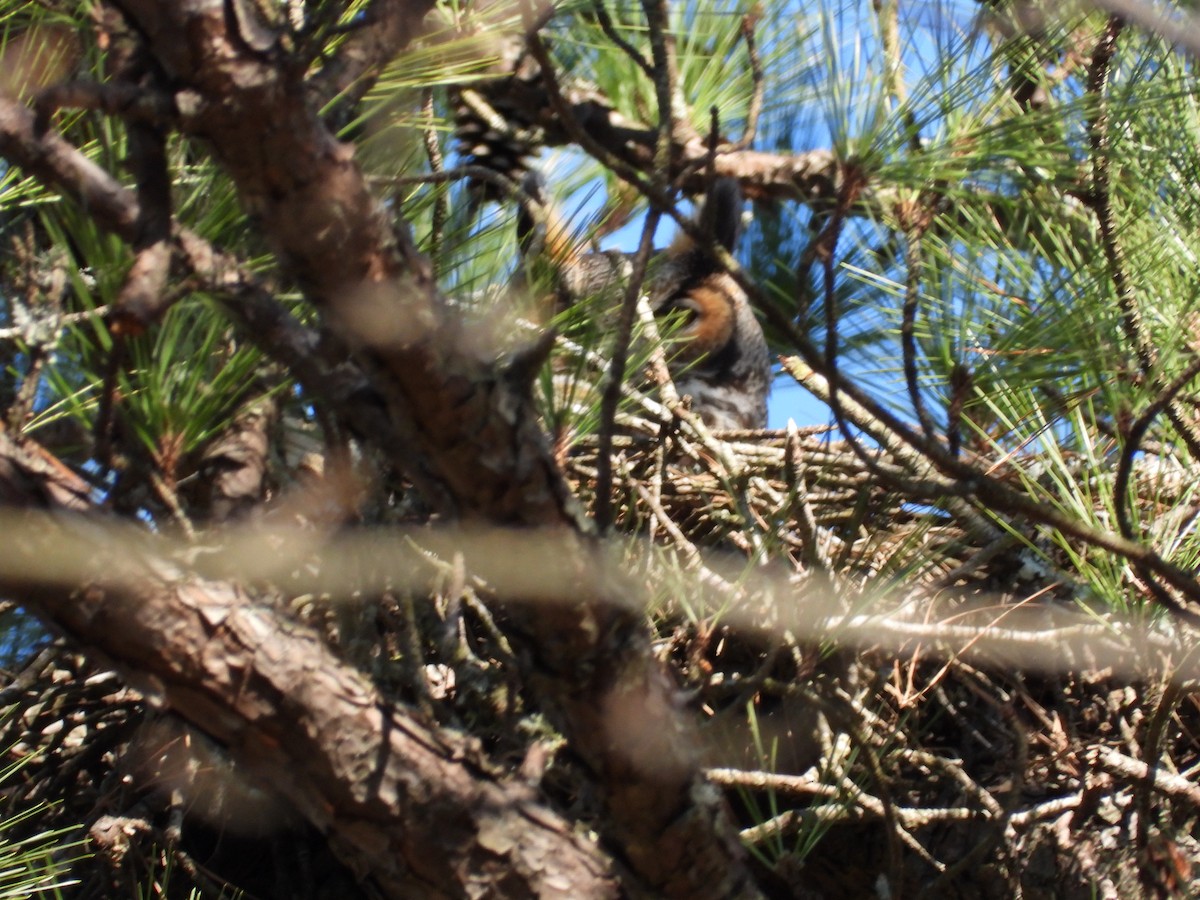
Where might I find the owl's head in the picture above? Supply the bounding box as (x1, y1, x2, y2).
(650, 180, 770, 429)
(648, 178, 747, 362)
(514, 175, 771, 430)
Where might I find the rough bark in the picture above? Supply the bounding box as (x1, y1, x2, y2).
(2, 2, 760, 895)
(0, 430, 619, 898)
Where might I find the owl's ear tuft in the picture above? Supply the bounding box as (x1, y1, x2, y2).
(702, 178, 744, 254)
(666, 177, 744, 261)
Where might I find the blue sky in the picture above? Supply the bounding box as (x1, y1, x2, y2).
(547, 0, 991, 431)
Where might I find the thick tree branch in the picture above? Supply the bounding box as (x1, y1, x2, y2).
(0, 511, 618, 897)
(468, 25, 1091, 268)
(308, 0, 439, 108)
(3, 5, 760, 895)
(0, 98, 139, 237)
(0, 95, 420, 507)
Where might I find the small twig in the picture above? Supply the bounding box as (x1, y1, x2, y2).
(1113, 353, 1200, 542)
(873, 0, 907, 105)
(519, 20, 709, 241)
(817, 172, 941, 548)
(631, 299, 682, 402)
(780, 355, 997, 540)
(628, 473, 741, 600)
(647, 426, 668, 544)
(1135, 649, 1197, 851)
(461, 588, 517, 666)
(92, 334, 126, 474)
(33, 80, 173, 134)
(902, 748, 1004, 820)
(706, 765, 827, 796)
(783, 421, 830, 572)
(1085, 15, 1200, 463)
(148, 469, 196, 541)
(631, 301, 748, 483)
(591, 1, 653, 77)
(738, 802, 975, 847)
(1092, 745, 1200, 807)
(642, 0, 689, 165)
(420, 89, 447, 282)
(1007, 793, 1083, 829)
(899, 221, 938, 442)
(931, 533, 1017, 589)
(854, 731, 926, 881)
(872, 0, 921, 152)
(594, 0, 688, 534)
(397, 590, 436, 718)
(595, 208, 661, 532)
(112, 118, 173, 331)
(383, 164, 520, 196)
(732, 11, 764, 151)
(307, 0, 437, 110)
(7, 343, 49, 434)
(836, 771, 947, 872)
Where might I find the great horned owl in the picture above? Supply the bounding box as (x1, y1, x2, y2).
(516, 175, 771, 431)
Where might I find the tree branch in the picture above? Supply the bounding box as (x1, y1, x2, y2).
(0, 509, 619, 898)
(308, 0, 439, 111)
(2, 4, 761, 895)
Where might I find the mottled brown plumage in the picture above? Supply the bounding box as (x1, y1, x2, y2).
(656, 270, 769, 431)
